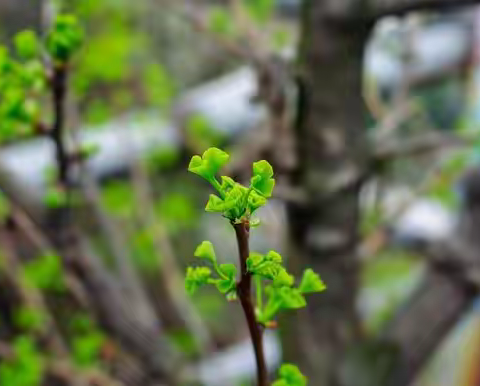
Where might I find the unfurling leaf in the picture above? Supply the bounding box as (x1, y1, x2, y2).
(185, 267, 211, 295)
(194, 241, 217, 263)
(215, 263, 237, 294)
(299, 269, 326, 294)
(188, 147, 229, 183)
(273, 363, 307, 386)
(247, 250, 284, 280)
(251, 160, 275, 197)
(46, 14, 83, 62)
(14, 30, 39, 60)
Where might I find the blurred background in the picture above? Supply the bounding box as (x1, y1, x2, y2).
(2, 0, 480, 385)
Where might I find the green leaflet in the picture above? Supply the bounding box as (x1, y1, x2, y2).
(14, 30, 39, 60)
(188, 147, 229, 184)
(251, 160, 275, 197)
(0, 336, 44, 386)
(299, 269, 327, 294)
(259, 286, 306, 323)
(185, 267, 212, 295)
(247, 250, 284, 280)
(273, 364, 308, 386)
(194, 241, 217, 263)
(46, 14, 84, 62)
(214, 263, 237, 294)
(244, 0, 276, 23)
(23, 253, 65, 292)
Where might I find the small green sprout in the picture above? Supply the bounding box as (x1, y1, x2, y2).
(186, 147, 326, 385)
(273, 364, 307, 386)
(23, 253, 65, 292)
(46, 14, 84, 63)
(14, 30, 39, 60)
(0, 336, 44, 386)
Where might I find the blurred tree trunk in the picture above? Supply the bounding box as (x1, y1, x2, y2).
(284, 1, 480, 385)
(283, 1, 372, 384)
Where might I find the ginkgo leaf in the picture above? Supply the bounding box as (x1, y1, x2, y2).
(185, 267, 211, 295)
(194, 241, 217, 263)
(273, 268, 294, 287)
(14, 30, 39, 60)
(251, 160, 275, 197)
(215, 263, 237, 294)
(205, 194, 225, 212)
(188, 147, 229, 182)
(273, 364, 307, 386)
(299, 269, 326, 294)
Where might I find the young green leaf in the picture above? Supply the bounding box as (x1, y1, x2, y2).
(188, 147, 229, 184)
(14, 30, 39, 60)
(244, 0, 275, 23)
(273, 268, 294, 287)
(194, 241, 217, 263)
(46, 14, 83, 62)
(299, 269, 326, 294)
(205, 194, 225, 213)
(215, 263, 237, 294)
(185, 267, 212, 295)
(251, 160, 275, 197)
(247, 250, 283, 280)
(23, 253, 64, 292)
(273, 363, 307, 386)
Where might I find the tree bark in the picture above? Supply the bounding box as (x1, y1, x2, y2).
(284, 1, 373, 384)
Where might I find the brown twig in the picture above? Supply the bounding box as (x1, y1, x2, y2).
(233, 220, 268, 386)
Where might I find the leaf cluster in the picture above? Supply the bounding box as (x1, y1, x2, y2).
(0, 14, 83, 143)
(188, 147, 274, 222)
(0, 336, 44, 386)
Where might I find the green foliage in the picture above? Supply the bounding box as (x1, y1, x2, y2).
(0, 192, 9, 222)
(188, 147, 230, 185)
(72, 331, 105, 368)
(146, 146, 180, 171)
(70, 314, 105, 368)
(0, 336, 44, 386)
(188, 148, 272, 221)
(14, 307, 45, 332)
(44, 185, 68, 209)
(299, 269, 326, 294)
(23, 253, 65, 292)
(244, 0, 275, 23)
(186, 115, 224, 151)
(251, 160, 275, 198)
(46, 14, 83, 63)
(273, 364, 307, 386)
(194, 241, 217, 263)
(155, 192, 198, 233)
(142, 63, 175, 109)
(208, 7, 236, 37)
(101, 180, 135, 218)
(14, 31, 39, 60)
(0, 40, 44, 142)
(185, 266, 212, 295)
(131, 227, 159, 271)
(169, 329, 199, 358)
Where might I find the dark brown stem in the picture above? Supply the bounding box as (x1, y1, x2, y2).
(234, 221, 269, 386)
(50, 63, 69, 185)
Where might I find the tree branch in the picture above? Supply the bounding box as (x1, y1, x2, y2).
(234, 221, 269, 386)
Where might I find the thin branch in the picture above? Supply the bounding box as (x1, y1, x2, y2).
(233, 220, 269, 386)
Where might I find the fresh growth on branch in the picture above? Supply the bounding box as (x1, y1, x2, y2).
(186, 147, 326, 385)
